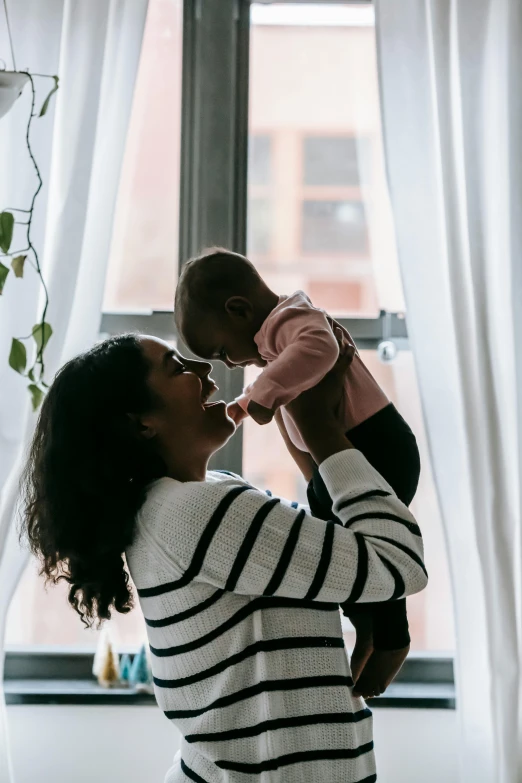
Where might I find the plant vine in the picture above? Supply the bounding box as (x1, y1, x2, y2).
(0, 71, 59, 410)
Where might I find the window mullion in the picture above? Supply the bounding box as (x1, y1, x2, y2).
(178, 0, 250, 473)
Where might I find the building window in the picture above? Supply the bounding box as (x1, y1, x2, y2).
(301, 199, 369, 254)
(303, 136, 363, 187)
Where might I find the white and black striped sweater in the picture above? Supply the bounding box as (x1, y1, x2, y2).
(126, 449, 427, 783)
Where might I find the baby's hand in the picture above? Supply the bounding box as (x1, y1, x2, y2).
(227, 401, 248, 426)
(329, 319, 356, 365)
(247, 400, 275, 425)
(352, 645, 410, 700)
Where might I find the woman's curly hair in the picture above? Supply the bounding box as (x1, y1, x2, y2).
(20, 334, 166, 627)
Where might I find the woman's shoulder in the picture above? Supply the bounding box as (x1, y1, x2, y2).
(141, 471, 250, 516)
(133, 472, 258, 559)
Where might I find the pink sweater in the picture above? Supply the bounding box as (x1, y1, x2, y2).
(237, 291, 389, 452)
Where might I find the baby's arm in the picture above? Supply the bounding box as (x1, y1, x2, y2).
(226, 400, 249, 426)
(274, 409, 315, 481)
(240, 309, 343, 425)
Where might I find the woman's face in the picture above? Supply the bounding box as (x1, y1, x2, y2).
(138, 336, 235, 464)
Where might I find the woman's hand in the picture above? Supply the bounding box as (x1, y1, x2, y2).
(247, 400, 275, 425)
(286, 341, 353, 465)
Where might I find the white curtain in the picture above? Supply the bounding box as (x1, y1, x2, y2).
(376, 2, 522, 782)
(0, 1, 148, 780)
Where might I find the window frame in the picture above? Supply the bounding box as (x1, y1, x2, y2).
(6, 0, 453, 694)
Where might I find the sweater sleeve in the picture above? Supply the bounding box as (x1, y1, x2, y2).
(154, 450, 428, 604)
(241, 308, 340, 412)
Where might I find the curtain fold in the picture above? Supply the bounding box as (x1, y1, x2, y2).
(376, 2, 522, 781)
(0, 1, 148, 779)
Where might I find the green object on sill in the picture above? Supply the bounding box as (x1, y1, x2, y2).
(129, 645, 152, 692)
(119, 654, 132, 686)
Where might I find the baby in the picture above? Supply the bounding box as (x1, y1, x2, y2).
(175, 247, 421, 695)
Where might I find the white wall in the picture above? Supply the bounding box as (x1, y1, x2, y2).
(7, 705, 458, 783)
(373, 709, 459, 783)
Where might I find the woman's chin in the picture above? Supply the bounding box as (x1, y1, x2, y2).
(203, 400, 237, 439)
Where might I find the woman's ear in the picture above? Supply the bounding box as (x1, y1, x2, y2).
(127, 413, 156, 440)
(224, 296, 254, 322)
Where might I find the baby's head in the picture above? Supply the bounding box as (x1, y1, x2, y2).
(175, 248, 277, 368)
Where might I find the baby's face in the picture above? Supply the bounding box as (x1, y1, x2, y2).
(183, 316, 266, 370)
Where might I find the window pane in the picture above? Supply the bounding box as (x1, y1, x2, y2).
(103, 0, 182, 312)
(304, 136, 362, 186)
(6, 0, 182, 650)
(301, 200, 369, 254)
(248, 3, 403, 316)
(242, 351, 455, 653)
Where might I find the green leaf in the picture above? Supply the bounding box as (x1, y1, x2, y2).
(39, 76, 59, 117)
(9, 338, 27, 374)
(28, 367, 36, 382)
(11, 255, 27, 278)
(32, 322, 53, 355)
(28, 384, 44, 411)
(0, 262, 9, 294)
(0, 211, 14, 254)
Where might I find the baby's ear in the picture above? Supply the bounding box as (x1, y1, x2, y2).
(224, 296, 254, 322)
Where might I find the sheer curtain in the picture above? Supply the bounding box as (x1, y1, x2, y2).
(0, 1, 148, 779)
(376, 1, 522, 782)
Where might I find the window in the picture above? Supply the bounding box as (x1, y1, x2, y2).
(248, 2, 403, 317)
(7, 1, 455, 663)
(6, 0, 183, 650)
(244, 2, 455, 654)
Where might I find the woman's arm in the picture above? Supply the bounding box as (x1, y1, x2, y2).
(161, 449, 427, 605)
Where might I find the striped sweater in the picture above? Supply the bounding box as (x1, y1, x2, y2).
(126, 449, 427, 783)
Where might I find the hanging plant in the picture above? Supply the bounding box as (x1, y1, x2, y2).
(0, 2, 59, 409)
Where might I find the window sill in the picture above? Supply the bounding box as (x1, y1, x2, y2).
(4, 679, 156, 706)
(4, 678, 455, 709)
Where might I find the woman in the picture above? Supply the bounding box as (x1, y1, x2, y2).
(21, 333, 427, 783)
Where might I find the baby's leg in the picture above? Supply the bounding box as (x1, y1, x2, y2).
(347, 403, 420, 506)
(344, 403, 420, 651)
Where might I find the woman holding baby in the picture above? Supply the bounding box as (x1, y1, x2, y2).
(21, 251, 427, 783)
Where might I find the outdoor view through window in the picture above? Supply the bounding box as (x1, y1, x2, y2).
(6, 2, 454, 654)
